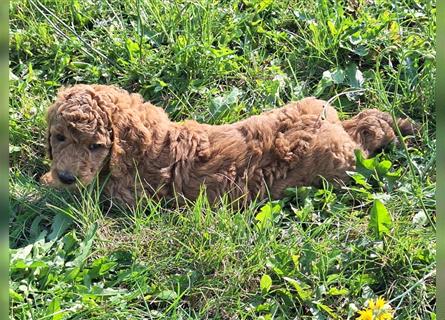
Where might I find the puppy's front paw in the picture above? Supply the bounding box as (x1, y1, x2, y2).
(40, 171, 57, 186)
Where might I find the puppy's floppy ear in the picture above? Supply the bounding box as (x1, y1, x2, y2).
(47, 129, 52, 160)
(358, 126, 376, 148)
(89, 89, 129, 178)
(105, 110, 139, 179)
(46, 85, 73, 160)
(46, 99, 60, 160)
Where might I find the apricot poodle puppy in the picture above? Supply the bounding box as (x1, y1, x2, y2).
(41, 84, 415, 206)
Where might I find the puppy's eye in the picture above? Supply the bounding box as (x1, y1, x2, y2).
(89, 143, 103, 151)
(55, 134, 65, 142)
(362, 129, 373, 138)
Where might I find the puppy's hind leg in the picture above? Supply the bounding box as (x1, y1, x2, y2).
(285, 97, 341, 124)
(274, 128, 314, 165)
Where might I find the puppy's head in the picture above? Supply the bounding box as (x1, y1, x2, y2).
(343, 109, 417, 156)
(40, 85, 114, 188)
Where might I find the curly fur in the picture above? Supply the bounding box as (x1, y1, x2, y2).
(40, 84, 416, 206)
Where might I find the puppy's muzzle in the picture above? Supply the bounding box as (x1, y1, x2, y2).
(57, 170, 76, 185)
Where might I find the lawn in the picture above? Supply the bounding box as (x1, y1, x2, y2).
(9, 0, 436, 319)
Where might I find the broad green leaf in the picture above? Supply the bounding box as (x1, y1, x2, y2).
(327, 20, 337, 36)
(266, 259, 284, 276)
(376, 160, 392, 176)
(29, 261, 47, 268)
(352, 45, 368, 56)
(283, 277, 311, 301)
(315, 301, 338, 319)
(209, 87, 242, 120)
(30, 216, 44, 239)
(349, 33, 362, 45)
(331, 68, 345, 84)
(62, 231, 78, 254)
(255, 302, 271, 312)
(46, 298, 63, 320)
(210, 47, 235, 58)
(64, 267, 81, 281)
(300, 242, 317, 273)
(11, 259, 27, 270)
(257, 0, 273, 12)
(9, 289, 24, 302)
(11, 244, 33, 262)
(380, 10, 393, 22)
(73, 223, 98, 267)
(389, 21, 400, 41)
(354, 149, 378, 177)
(291, 254, 299, 269)
(255, 202, 281, 230)
(48, 212, 73, 241)
(125, 38, 140, 61)
(345, 63, 364, 88)
(348, 171, 372, 189)
(276, 288, 293, 300)
(260, 274, 272, 293)
(328, 287, 349, 295)
(369, 199, 392, 239)
(156, 289, 178, 301)
(314, 70, 334, 96)
(386, 167, 402, 178)
(385, 167, 402, 183)
(88, 257, 118, 279)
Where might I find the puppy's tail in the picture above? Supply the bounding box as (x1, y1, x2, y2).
(395, 117, 418, 137)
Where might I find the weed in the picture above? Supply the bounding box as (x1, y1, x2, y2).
(9, 0, 435, 318)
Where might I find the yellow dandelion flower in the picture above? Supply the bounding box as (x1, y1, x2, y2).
(377, 312, 393, 320)
(357, 297, 394, 320)
(375, 296, 387, 309)
(357, 308, 373, 320)
(367, 299, 375, 309)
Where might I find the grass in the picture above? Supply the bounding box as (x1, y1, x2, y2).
(9, 0, 436, 319)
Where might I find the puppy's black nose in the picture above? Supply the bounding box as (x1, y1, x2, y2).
(57, 171, 76, 185)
